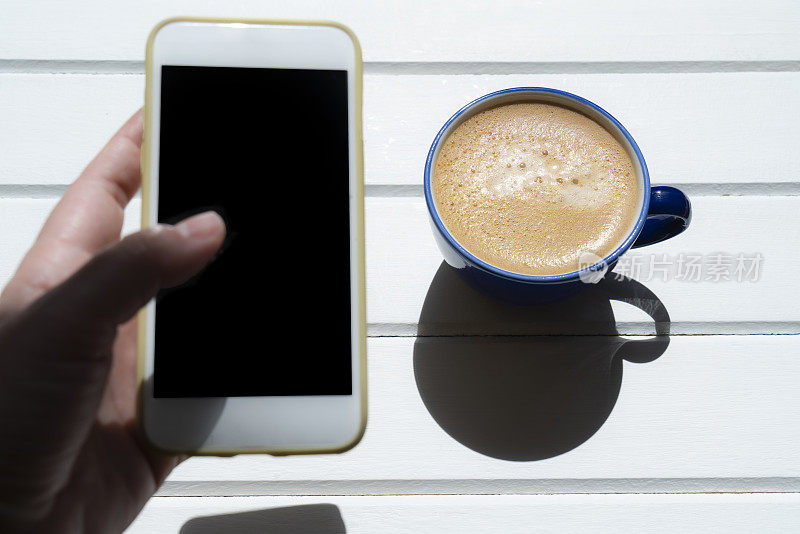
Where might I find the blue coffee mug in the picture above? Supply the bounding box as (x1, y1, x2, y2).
(424, 87, 691, 301)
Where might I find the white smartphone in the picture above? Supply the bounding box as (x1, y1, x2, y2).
(138, 18, 366, 456)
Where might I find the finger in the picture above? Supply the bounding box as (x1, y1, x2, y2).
(1, 110, 144, 312)
(0, 211, 225, 507)
(101, 318, 182, 482)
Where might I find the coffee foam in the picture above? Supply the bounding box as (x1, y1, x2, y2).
(433, 102, 639, 276)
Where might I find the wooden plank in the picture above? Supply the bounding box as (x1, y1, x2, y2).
(0, 196, 796, 333)
(160, 335, 800, 489)
(3, 0, 799, 62)
(2, 72, 800, 187)
(125, 494, 800, 534)
(0, 74, 142, 186)
(365, 73, 800, 188)
(365, 196, 800, 334)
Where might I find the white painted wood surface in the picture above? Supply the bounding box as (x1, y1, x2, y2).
(2, 0, 799, 532)
(3, 73, 800, 187)
(4, 1, 799, 62)
(126, 494, 800, 533)
(365, 196, 800, 334)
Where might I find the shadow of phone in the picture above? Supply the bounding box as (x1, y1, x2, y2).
(180, 504, 346, 534)
(413, 263, 671, 461)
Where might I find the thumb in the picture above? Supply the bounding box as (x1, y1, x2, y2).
(41, 210, 227, 330)
(0, 211, 225, 511)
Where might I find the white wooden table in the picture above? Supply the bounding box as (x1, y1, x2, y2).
(3, 1, 800, 532)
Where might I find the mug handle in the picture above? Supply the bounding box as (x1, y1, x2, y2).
(631, 186, 692, 248)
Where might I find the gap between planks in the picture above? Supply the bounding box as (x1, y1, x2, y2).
(156, 478, 800, 497)
(1, 59, 800, 75)
(1, 183, 800, 199)
(367, 324, 800, 337)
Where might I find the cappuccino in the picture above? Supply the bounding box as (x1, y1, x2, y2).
(433, 102, 639, 276)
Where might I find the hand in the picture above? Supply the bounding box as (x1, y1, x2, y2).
(0, 111, 226, 533)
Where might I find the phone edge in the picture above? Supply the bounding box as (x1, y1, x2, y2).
(137, 16, 367, 457)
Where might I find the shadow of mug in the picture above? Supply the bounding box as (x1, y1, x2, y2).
(413, 263, 671, 461)
(180, 504, 346, 534)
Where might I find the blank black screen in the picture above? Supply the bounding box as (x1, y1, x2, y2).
(154, 66, 351, 398)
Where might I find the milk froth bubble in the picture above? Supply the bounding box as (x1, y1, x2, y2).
(433, 102, 639, 276)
